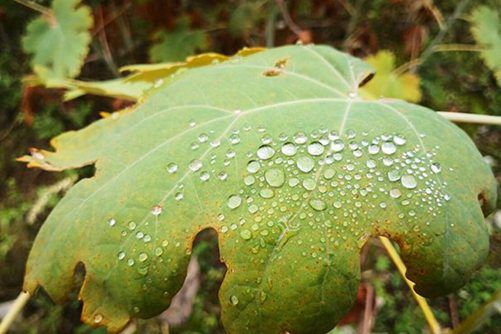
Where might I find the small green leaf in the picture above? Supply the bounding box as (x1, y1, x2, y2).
(361, 50, 422, 102)
(470, 6, 501, 86)
(22, 0, 93, 80)
(20, 45, 496, 333)
(149, 17, 209, 62)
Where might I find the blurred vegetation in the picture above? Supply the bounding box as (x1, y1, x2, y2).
(0, 0, 499, 333)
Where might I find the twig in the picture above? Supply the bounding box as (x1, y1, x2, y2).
(265, 1, 277, 47)
(276, 0, 303, 38)
(379, 237, 441, 334)
(432, 44, 484, 52)
(0, 292, 31, 334)
(448, 294, 460, 328)
(13, 0, 52, 16)
(438, 112, 501, 126)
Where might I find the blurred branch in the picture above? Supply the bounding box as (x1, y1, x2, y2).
(0, 292, 31, 334)
(265, 1, 278, 47)
(276, 0, 302, 38)
(13, 0, 51, 17)
(449, 291, 501, 334)
(432, 44, 483, 52)
(438, 112, 501, 126)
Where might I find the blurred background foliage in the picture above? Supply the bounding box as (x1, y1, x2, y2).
(0, 0, 500, 333)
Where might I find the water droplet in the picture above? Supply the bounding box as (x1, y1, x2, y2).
(368, 145, 380, 154)
(401, 175, 417, 189)
(247, 160, 261, 173)
(136, 231, 144, 239)
(155, 247, 163, 256)
(230, 295, 239, 305)
(189, 119, 196, 127)
(189, 159, 203, 172)
(288, 178, 299, 187)
(331, 139, 345, 152)
(127, 259, 135, 266)
(151, 205, 162, 216)
(302, 178, 316, 191)
(387, 169, 402, 182)
(200, 171, 210, 182)
(167, 163, 178, 174)
(333, 201, 342, 209)
(138, 253, 148, 262)
(389, 189, 402, 199)
(259, 188, 274, 198)
(297, 156, 314, 173)
(218, 172, 228, 181)
(323, 168, 336, 179)
(108, 218, 116, 227)
(293, 132, 308, 144)
(94, 314, 103, 323)
(244, 175, 255, 185)
(257, 145, 276, 160)
(393, 135, 406, 145)
(430, 162, 441, 174)
(210, 139, 221, 148)
(175, 192, 184, 201)
(118, 251, 126, 260)
(307, 142, 324, 156)
(309, 199, 326, 211)
(227, 195, 242, 209)
(240, 229, 252, 240)
(198, 133, 209, 143)
(229, 134, 241, 145)
(366, 160, 376, 168)
(281, 142, 297, 156)
(381, 142, 396, 155)
(264, 168, 285, 187)
(128, 221, 136, 230)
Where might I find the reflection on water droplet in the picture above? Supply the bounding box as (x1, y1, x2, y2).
(227, 195, 242, 209)
(368, 145, 380, 154)
(257, 145, 276, 160)
(297, 156, 314, 173)
(401, 175, 417, 189)
(265, 168, 285, 187)
(307, 142, 324, 156)
(281, 142, 297, 156)
(230, 295, 239, 305)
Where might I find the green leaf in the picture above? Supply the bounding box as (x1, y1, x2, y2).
(22, 0, 93, 80)
(20, 45, 496, 333)
(361, 50, 422, 102)
(470, 6, 501, 86)
(149, 17, 209, 63)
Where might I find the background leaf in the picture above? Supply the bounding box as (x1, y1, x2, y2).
(20, 45, 496, 334)
(470, 6, 501, 86)
(22, 0, 93, 80)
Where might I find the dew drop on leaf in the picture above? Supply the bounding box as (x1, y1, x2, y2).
(167, 163, 178, 174)
(240, 229, 252, 240)
(296, 156, 314, 173)
(230, 295, 239, 305)
(381, 142, 396, 155)
(309, 199, 326, 211)
(307, 142, 324, 156)
(401, 174, 417, 189)
(247, 160, 261, 173)
(259, 188, 274, 199)
(189, 159, 203, 172)
(257, 145, 276, 160)
(138, 253, 148, 262)
(281, 142, 297, 156)
(393, 135, 406, 145)
(431, 162, 441, 174)
(264, 168, 285, 187)
(331, 139, 345, 152)
(389, 188, 402, 199)
(227, 195, 242, 209)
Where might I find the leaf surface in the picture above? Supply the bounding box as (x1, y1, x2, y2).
(22, 0, 93, 80)
(21, 45, 497, 334)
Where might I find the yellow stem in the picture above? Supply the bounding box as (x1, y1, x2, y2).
(379, 237, 442, 334)
(0, 291, 31, 334)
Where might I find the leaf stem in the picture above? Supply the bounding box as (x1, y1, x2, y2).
(13, 0, 52, 16)
(379, 237, 442, 334)
(0, 291, 31, 334)
(438, 112, 501, 126)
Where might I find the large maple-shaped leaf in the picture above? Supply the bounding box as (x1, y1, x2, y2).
(22, 0, 93, 80)
(20, 45, 496, 333)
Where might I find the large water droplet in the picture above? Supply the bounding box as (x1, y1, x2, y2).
(257, 145, 276, 160)
(227, 195, 242, 209)
(297, 156, 314, 173)
(331, 139, 345, 152)
(381, 142, 396, 155)
(307, 142, 324, 156)
(264, 168, 285, 187)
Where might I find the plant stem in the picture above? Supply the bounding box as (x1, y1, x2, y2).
(433, 44, 484, 52)
(379, 237, 442, 334)
(13, 0, 52, 16)
(438, 112, 501, 126)
(0, 291, 31, 334)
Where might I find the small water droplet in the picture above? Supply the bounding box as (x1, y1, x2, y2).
(259, 188, 274, 198)
(309, 199, 326, 211)
(108, 218, 116, 227)
(247, 160, 261, 173)
(94, 314, 103, 323)
(264, 168, 285, 187)
(118, 251, 126, 260)
(368, 145, 380, 154)
(389, 189, 402, 199)
(393, 135, 406, 145)
(227, 195, 242, 209)
(331, 139, 345, 152)
(388, 169, 402, 182)
(200, 171, 210, 182)
(198, 133, 209, 143)
(430, 162, 441, 174)
(151, 205, 162, 216)
(366, 160, 376, 168)
(175, 192, 184, 201)
(230, 295, 239, 305)
(167, 163, 178, 174)
(155, 247, 163, 256)
(138, 253, 148, 262)
(302, 178, 316, 191)
(293, 132, 308, 144)
(128, 221, 136, 230)
(240, 229, 252, 240)
(323, 168, 336, 179)
(244, 175, 255, 186)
